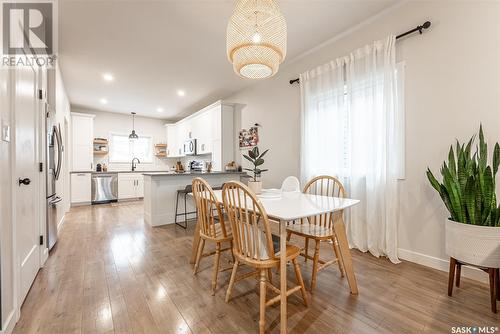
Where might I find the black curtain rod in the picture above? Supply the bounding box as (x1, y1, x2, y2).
(289, 21, 431, 85)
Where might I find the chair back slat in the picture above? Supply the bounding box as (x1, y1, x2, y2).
(303, 175, 346, 229)
(192, 178, 228, 240)
(222, 181, 275, 263)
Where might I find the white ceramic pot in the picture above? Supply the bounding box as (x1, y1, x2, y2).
(248, 180, 262, 194)
(445, 219, 500, 268)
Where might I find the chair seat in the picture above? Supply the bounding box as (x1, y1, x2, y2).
(275, 244, 301, 261)
(287, 223, 334, 239)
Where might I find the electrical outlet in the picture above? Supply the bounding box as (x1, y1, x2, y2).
(1, 119, 10, 142)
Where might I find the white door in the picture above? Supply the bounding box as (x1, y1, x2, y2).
(14, 65, 41, 303)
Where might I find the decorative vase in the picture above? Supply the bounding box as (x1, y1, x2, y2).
(445, 219, 500, 268)
(248, 180, 262, 194)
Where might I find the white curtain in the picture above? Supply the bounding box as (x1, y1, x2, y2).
(299, 35, 401, 263)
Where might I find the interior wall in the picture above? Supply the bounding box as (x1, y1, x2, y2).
(71, 108, 173, 171)
(226, 1, 500, 277)
(53, 65, 72, 229)
(0, 68, 14, 331)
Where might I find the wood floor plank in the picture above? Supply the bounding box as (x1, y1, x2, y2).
(12, 201, 499, 334)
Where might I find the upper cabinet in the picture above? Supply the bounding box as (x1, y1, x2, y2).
(71, 112, 95, 171)
(165, 101, 234, 171)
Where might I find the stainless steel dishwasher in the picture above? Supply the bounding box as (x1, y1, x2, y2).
(91, 173, 118, 204)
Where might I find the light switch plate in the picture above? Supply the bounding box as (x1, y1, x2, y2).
(1, 119, 10, 142)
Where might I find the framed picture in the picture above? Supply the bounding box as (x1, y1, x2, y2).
(239, 126, 259, 149)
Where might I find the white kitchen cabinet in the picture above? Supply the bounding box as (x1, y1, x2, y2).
(165, 123, 185, 158)
(136, 175, 144, 197)
(71, 173, 91, 204)
(195, 110, 213, 155)
(210, 102, 234, 171)
(176, 122, 187, 156)
(165, 124, 175, 157)
(118, 173, 143, 199)
(164, 100, 234, 168)
(71, 112, 95, 171)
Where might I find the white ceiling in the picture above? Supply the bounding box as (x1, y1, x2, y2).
(59, 0, 397, 120)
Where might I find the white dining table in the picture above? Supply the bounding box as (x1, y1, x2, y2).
(189, 189, 360, 333)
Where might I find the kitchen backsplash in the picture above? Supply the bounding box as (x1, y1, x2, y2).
(93, 153, 215, 171)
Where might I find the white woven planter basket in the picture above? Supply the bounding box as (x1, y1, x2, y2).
(445, 219, 500, 268)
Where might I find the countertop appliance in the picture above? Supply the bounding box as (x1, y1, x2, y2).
(46, 105, 62, 250)
(189, 160, 205, 172)
(91, 173, 118, 204)
(183, 138, 197, 156)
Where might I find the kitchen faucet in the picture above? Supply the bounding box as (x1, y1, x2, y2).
(131, 157, 140, 171)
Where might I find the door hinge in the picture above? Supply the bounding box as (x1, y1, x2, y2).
(38, 89, 43, 100)
(39, 235, 44, 245)
(39, 162, 43, 172)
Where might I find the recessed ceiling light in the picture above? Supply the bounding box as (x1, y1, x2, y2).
(100, 98, 108, 104)
(102, 73, 114, 82)
(177, 90, 186, 97)
(156, 107, 164, 112)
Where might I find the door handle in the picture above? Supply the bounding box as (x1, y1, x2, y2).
(18, 178, 31, 186)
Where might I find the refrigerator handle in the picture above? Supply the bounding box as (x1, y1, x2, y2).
(53, 125, 62, 180)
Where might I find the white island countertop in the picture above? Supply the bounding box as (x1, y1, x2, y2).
(143, 171, 246, 176)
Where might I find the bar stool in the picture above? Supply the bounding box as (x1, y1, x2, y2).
(175, 185, 197, 229)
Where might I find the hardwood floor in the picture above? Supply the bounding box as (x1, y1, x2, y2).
(13, 201, 499, 334)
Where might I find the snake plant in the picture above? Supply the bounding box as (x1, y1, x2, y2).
(427, 126, 500, 226)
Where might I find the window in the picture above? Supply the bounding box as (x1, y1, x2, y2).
(304, 62, 405, 180)
(109, 133, 153, 163)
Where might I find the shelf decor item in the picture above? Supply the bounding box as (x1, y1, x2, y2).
(226, 0, 287, 79)
(243, 146, 268, 194)
(93, 138, 108, 155)
(154, 143, 167, 157)
(239, 126, 259, 148)
(426, 125, 500, 312)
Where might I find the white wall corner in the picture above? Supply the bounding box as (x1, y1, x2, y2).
(398, 248, 487, 284)
(1, 309, 16, 334)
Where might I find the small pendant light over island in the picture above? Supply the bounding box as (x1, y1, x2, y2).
(129, 112, 139, 140)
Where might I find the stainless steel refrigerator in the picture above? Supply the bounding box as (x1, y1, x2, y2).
(46, 105, 62, 250)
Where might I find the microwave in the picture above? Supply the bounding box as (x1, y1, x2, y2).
(183, 139, 197, 156)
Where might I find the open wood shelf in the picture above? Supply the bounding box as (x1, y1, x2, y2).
(93, 151, 108, 155)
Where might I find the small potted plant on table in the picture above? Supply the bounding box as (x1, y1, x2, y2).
(243, 146, 268, 194)
(426, 125, 500, 313)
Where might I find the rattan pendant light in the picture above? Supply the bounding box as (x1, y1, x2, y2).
(227, 0, 287, 79)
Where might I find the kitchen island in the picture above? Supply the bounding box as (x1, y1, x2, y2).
(143, 171, 246, 226)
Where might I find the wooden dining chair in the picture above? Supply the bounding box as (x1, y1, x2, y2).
(192, 178, 234, 296)
(222, 181, 308, 334)
(286, 175, 346, 291)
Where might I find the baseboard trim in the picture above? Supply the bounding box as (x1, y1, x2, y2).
(1, 309, 16, 334)
(398, 248, 487, 283)
(57, 214, 65, 232)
